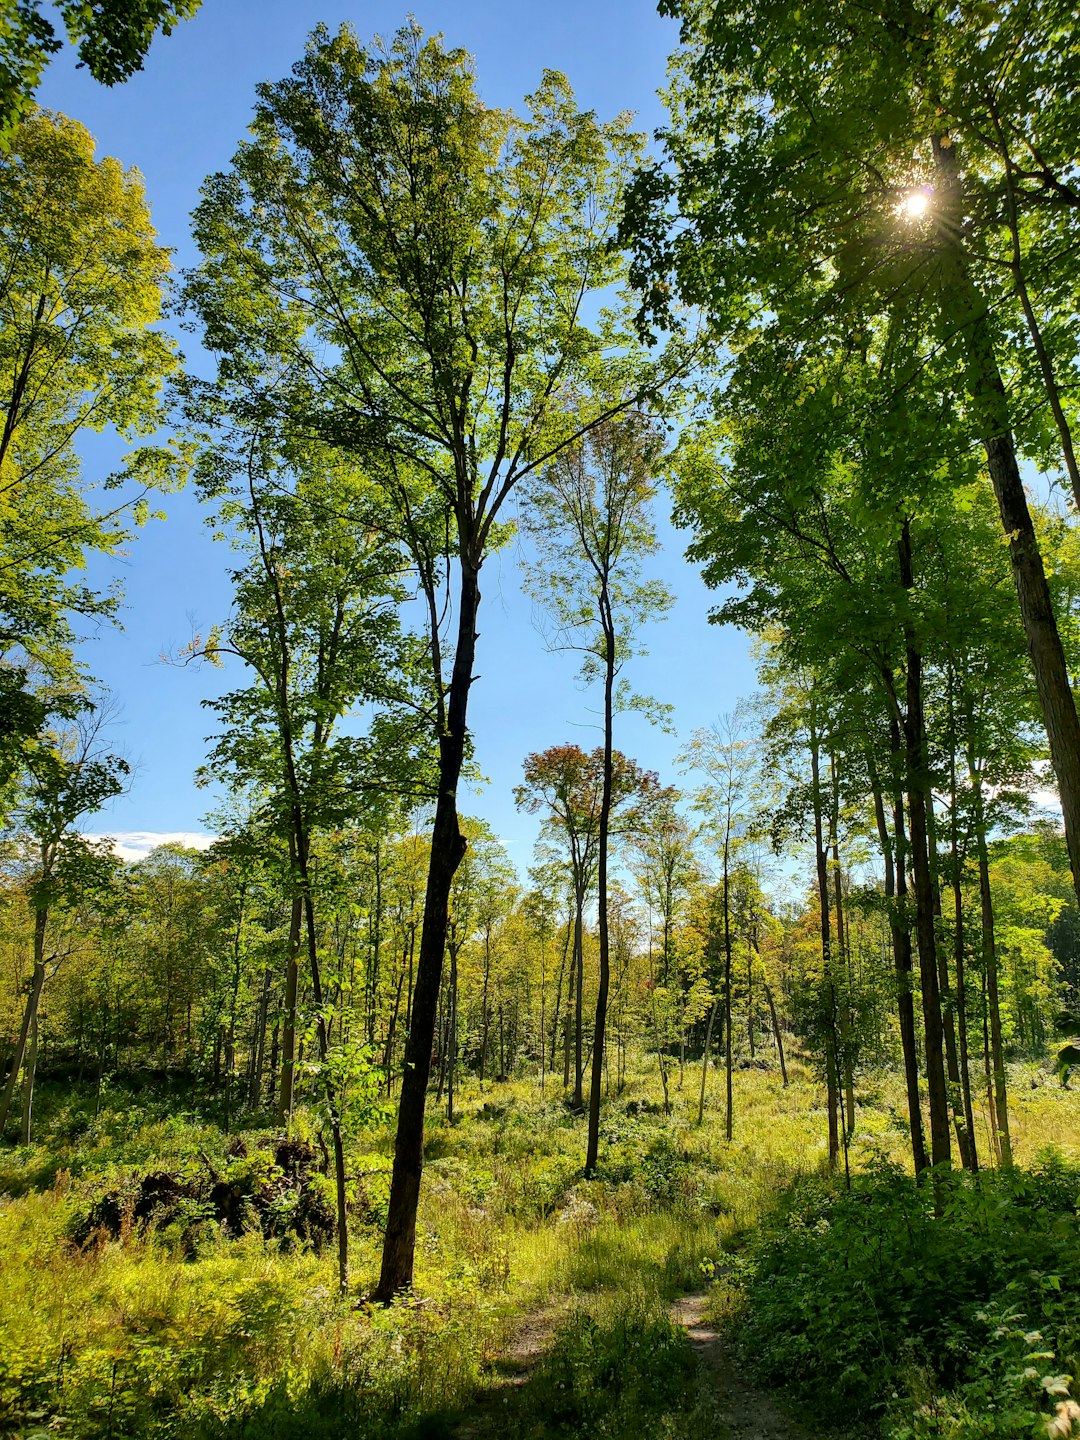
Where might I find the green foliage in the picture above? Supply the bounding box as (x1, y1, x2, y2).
(734, 1159, 1080, 1432)
(0, 109, 183, 800)
(521, 1302, 703, 1438)
(0, 2, 201, 143)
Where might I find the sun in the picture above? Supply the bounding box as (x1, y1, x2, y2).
(901, 188, 932, 219)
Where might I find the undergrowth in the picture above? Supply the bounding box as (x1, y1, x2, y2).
(2, 1058, 1079, 1438)
(722, 1154, 1080, 1437)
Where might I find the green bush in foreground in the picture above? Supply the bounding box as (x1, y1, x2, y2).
(731, 1156, 1080, 1436)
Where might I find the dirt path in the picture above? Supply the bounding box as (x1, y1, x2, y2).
(669, 1292, 816, 1440)
(453, 1291, 815, 1439)
(449, 1302, 568, 1438)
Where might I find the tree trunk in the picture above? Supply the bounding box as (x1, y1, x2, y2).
(447, 944, 458, 1124)
(763, 979, 787, 1085)
(20, 1009, 38, 1146)
(277, 894, 302, 1128)
(0, 906, 48, 1135)
(973, 781, 1012, 1165)
(871, 738, 929, 1174)
(926, 792, 974, 1169)
(250, 964, 271, 1108)
(586, 591, 617, 1175)
(810, 724, 840, 1170)
(572, 896, 585, 1109)
(934, 135, 1080, 907)
(697, 995, 720, 1124)
(375, 564, 477, 1302)
(722, 838, 734, 1142)
(899, 522, 952, 1178)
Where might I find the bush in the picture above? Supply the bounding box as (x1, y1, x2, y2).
(521, 1301, 703, 1438)
(735, 1156, 1080, 1433)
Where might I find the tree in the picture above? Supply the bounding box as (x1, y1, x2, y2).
(682, 704, 760, 1140)
(186, 21, 667, 1298)
(0, 701, 126, 1137)
(191, 427, 432, 1294)
(625, 0, 1080, 905)
(0, 109, 183, 807)
(521, 410, 671, 1170)
(0, 1, 202, 144)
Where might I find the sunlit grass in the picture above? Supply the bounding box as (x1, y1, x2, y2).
(3, 1049, 1080, 1436)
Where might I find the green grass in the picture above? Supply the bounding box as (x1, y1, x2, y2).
(2, 1053, 1079, 1438)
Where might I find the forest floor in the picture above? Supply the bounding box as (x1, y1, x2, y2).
(2, 1056, 1080, 1439)
(668, 1292, 814, 1440)
(449, 1289, 815, 1440)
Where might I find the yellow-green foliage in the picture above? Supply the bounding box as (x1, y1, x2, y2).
(4, 1054, 1080, 1438)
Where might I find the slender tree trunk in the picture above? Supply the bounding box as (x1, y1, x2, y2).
(763, 978, 787, 1085)
(829, 755, 856, 1134)
(20, 1009, 38, 1146)
(250, 965, 271, 1108)
(447, 944, 458, 1124)
(722, 838, 734, 1142)
(586, 582, 616, 1175)
(946, 724, 979, 1172)
(368, 841, 382, 1044)
(573, 895, 585, 1109)
(0, 907, 48, 1135)
(286, 823, 350, 1295)
(899, 524, 952, 1177)
(871, 739, 929, 1174)
(926, 792, 973, 1169)
(697, 996, 720, 1124)
(973, 781, 1012, 1165)
(934, 135, 1080, 907)
(277, 894, 302, 1128)
(809, 725, 840, 1169)
(981, 967, 1002, 1164)
(376, 564, 477, 1302)
(551, 912, 570, 1072)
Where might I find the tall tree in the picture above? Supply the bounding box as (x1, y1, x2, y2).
(522, 409, 671, 1171)
(682, 704, 760, 1140)
(0, 702, 126, 1136)
(624, 0, 1080, 903)
(187, 22, 667, 1297)
(193, 428, 430, 1293)
(0, 109, 183, 807)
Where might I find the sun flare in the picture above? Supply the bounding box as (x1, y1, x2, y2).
(901, 188, 931, 218)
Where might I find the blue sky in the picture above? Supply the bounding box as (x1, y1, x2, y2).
(38, 0, 758, 873)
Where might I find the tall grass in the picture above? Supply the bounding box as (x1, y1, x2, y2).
(2, 1052, 1079, 1437)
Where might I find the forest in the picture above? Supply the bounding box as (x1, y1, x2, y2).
(2, 1, 1080, 1436)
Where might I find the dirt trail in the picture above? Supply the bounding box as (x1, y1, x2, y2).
(669, 1292, 816, 1440)
(453, 1291, 815, 1439)
(449, 1302, 567, 1438)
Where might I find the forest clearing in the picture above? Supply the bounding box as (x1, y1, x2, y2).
(5, 1054, 1080, 1439)
(3, 0, 1080, 1436)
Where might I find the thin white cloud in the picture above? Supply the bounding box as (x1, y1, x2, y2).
(83, 831, 218, 864)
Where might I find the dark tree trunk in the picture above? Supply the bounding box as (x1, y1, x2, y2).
(899, 523, 952, 1176)
(375, 565, 477, 1301)
(810, 725, 840, 1171)
(277, 894, 302, 1127)
(973, 782, 1012, 1164)
(0, 906, 48, 1134)
(697, 995, 720, 1124)
(586, 588, 617, 1174)
(870, 747, 928, 1174)
(21, 1009, 37, 1146)
(926, 793, 974, 1169)
(763, 978, 787, 1086)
